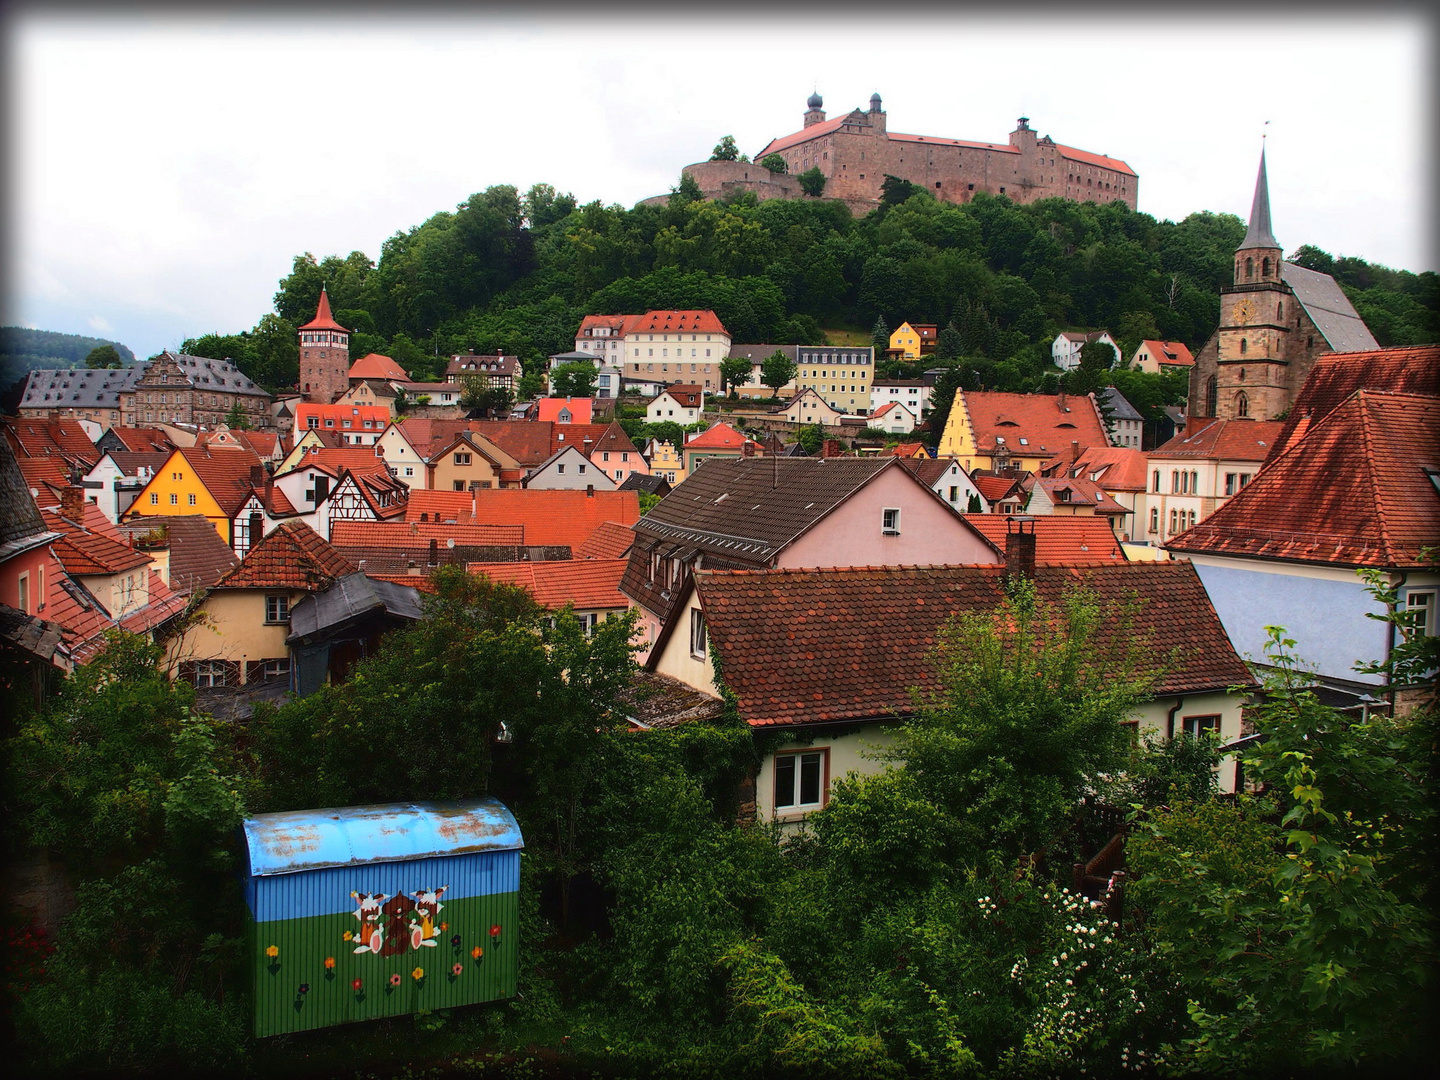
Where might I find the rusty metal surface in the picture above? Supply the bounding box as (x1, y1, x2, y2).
(243, 799, 523, 877)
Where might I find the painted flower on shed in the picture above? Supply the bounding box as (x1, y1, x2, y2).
(265, 945, 279, 958)
(450, 934, 462, 948)
(389, 973, 402, 987)
(351, 977, 363, 991)
(324, 957, 336, 970)
(411, 966, 424, 982)
(490, 924, 501, 938)
(471, 946, 483, 960)
(451, 962, 463, 977)
(298, 983, 310, 995)
(343, 931, 353, 941)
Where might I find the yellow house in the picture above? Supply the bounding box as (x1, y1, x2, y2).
(889, 322, 921, 359)
(648, 440, 687, 485)
(426, 431, 521, 492)
(167, 519, 356, 688)
(937, 390, 1110, 474)
(275, 429, 335, 475)
(125, 446, 264, 545)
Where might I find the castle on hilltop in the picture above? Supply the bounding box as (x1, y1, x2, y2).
(670, 92, 1138, 213)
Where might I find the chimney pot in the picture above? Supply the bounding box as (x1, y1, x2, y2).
(60, 484, 86, 522)
(1004, 515, 1037, 581)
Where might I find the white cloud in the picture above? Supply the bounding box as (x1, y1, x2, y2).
(86, 314, 114, 334)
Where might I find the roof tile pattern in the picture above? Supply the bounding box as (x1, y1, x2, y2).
(42, 509, 151, 576)
(174, 446, 266, 517)
(576, 521, 637, 560)
(696, 562, 1252, 729)
(961, 515, 1126, 564)
(214, 520, 356, 590)
(1167, 390, 1440, 569)
(1150, 418, 1284, 462)
(469, 559, 629, 611)
(960, 391, 1109, 458)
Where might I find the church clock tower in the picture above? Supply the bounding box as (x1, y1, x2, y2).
(298, 287, 350, 404)
(1213, 147, 1293, 420)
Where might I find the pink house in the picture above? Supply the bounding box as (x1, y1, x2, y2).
(619, 456, 1002, 661)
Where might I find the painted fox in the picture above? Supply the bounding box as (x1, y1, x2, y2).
(409, 885, 449, 949)
(350, 891, 389, 954)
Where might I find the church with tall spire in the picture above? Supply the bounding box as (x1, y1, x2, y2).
(1188, 147, 1377, 422)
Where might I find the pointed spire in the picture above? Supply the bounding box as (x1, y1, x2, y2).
(299, 286, 348, 332)
(1238, 146, 1280, 251)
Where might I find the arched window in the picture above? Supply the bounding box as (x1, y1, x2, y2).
(1236, 391, 1250, 418)
(1240, 338, 1248, 355)
(1245, 257, 1254, 280)
(1205, 375, 1218, 417)
(1152, 470, 1161, 492)
(1277, 301, 1284, 320)
(1190, 470, 1199, 493)
(1262, 257, 1271, 277)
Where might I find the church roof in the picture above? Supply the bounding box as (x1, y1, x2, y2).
(1239, 147, 1280, 250)
(1279, 262, 1379, 353)
(299, 288, 348, 332)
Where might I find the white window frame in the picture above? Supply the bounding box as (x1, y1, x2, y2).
(773, 748, 829, 812)
(882, 507, 901, 535)
(689, 607, 707, 660)
(265, 594, 290, 625)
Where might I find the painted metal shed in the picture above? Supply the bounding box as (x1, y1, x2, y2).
(242, 799, 523, 1037)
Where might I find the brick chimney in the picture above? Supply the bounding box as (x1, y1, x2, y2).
(428, 538, 438, 567)
(1004, 515, 1037, 581)
(822, 439, 842, 458)
(250, 464, 266, 486)
(60, 484, 87, 522)
(1057, 390, 1067, 411)
(741, 440, 755, 458)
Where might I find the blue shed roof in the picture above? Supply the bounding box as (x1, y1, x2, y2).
(243, 799, 523, 877)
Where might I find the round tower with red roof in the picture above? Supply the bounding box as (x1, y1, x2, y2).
(298, 287, 350, 404)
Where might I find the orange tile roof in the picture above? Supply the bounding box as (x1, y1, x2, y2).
(405, 490, 477, 522)
(42, 508, 151, 576)
(232, 430, 279, 457)
(292, 403, 391, 432)
(470, 489, 640, 548)
(1268, 345, 1440, 461)
(41, 553, 115, 664)
(1055, 144, 1137, 176)
(693, 562, 1252, 729)
(1150, 418, 1284, 463)
(1167, 390, 1440, 569)
(756, 116, 848, 156)
(576, 521, 637, 560)
(961, 391, 1109, 458)
(1027, 476, 1130, 515)
(348, 352, 410, 380)
(214, 520, 355, 590)
(889, 443, 929, 458)
(1045, 446, 1150, 492)
(1139, 340, 1195, 367)
(962, 514, 1126, 563)
(536, 398, 594, 424)
(630, 310, 728, 336)
(282, 446, 394, 480)
(684, 421, 757, 451)
(174, 446, 266, 516)
(105, 426, 175, 453)
(972, 474, 1025, 503)
(3, 416, 99, 469)
(330, 520, 526, 550)
(468, 559, 630, 611)
(298, 287, 348, 332)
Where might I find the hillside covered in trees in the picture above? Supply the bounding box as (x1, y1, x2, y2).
(1, 327, 136, 390)
(185, 180, 1438, 396)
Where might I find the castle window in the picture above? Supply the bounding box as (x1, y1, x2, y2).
(1240, 338, 1247, 355)
(1236, 391, 1250, 418)
(1262, 257, 1271, 277)
(1245, 257, 1254, 280)
(1277, 301, 1284, 320)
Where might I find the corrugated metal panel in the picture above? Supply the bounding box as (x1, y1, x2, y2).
(243, 799, 523, 876)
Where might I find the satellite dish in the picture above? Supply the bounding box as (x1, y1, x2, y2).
(447, 538, 455, 548)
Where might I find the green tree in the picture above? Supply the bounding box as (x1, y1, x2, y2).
(517, 366, 546, 400)
(720, 355, 753, 396)
(935, 325, 963, 360)
(223, 401, 250, 430)
(761, 350, 797, 395)
(550, 360, 598, 398)
(871, 315, 890, 352)
(84, 344, 122, 369)
(710, 135, 740, 162)
(798, 167, 826, 197)
(758, 153, 788, 175)
(460, 377, 514, 418)
(923, 364, 965, 448)
(796, 423, 824, 455)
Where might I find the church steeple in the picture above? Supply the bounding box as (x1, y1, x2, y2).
(1239, 146, 1279, 251)
(1234, 145, 1283, 285)
(298, 287, 350, 404)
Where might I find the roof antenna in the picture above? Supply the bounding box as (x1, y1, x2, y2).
(772, 434, 778, 489)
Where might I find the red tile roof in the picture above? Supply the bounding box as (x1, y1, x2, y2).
(960, 391, 1109, 458)
(470, 489, 640, 548)
(1138, 340, 1195, 367)
(693, 561, 1252, 729)
(889, 443, 929, 458)
(756, 116, 849, 156)
(1167, 390, 1440, 569)
(281, 446, 394, 480)
(1267, 345, 1440, 462)
(972, 473, 1026, 503)
(536, 398, 594, 424)
(576, 521, 637, 560)
(42, 506, 152, 576)
(292, 403, 391, 433)
(214, 520, 355, 590)
(962, 514, 1126, 564)
(1044, 446, 1150, 492)
(576, 314, 645, 338)
(468, 559, 630, 611)
(41, 554, 115, 664)
(1150, 417, 1284, 463)
(1026, 475, 1130, 516)
(1055, 144, 1136, 176)
(330, 520, 526, 550)
(298, 287, 348, 332)
(231, 430, 279, 458)
(348, 353, 410, 380)
(105, 426, 175, 453)
(630, 310, 728, 336)
(405, 490, 477, 523)
(684, 421, 757, 451)
(117, 569, 188, 635)
(3, 416, 99, 470)
(463, 421, 556, 467)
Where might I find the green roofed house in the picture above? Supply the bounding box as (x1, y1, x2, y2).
(242, 799, 523, 1037)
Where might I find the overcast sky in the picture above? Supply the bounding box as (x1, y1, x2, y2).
(4, 5, 1434, 362)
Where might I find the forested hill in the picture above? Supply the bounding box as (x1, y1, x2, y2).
(185, 181, 1439, 393)
(1, 327, 136, 387)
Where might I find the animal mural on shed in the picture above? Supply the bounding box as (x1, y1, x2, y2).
(243, 799, 523, 1037)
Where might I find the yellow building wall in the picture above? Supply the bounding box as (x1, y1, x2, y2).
(889, 323, 921, 360)
(166, 588, 302, 682)
(429, 449, 505, 493)
(277, 430, 330, 474)
(126, 452, 231, 542)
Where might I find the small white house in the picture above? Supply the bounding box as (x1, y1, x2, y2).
(776, 388, 845, 425)
(870, 380, 932, 420)
(871, 400, 918, 434)
(646, 385, 705, 425)
(523, 445, 618, 491)
(1052, 331, 1119, 372)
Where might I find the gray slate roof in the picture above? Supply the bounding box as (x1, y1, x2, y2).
(286, 572, 424, 641)
(1239, 148, 1280, 250)
(1280, 262, 1379, 353)
(21, 352, 268, 410)
(634, 456, 897, 563)
(0, 437, 58, 556)
(1098, 386, 1143, 422)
